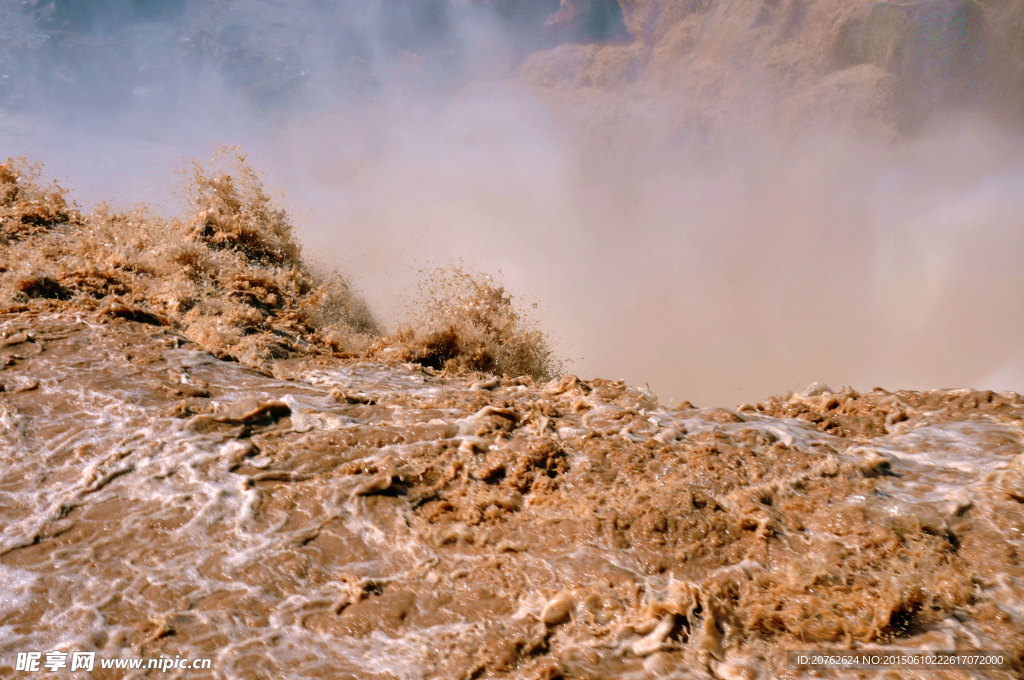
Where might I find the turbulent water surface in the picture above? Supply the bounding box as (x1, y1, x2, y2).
(3, 0, 1024, 677)
(0, 311, 1022, 678)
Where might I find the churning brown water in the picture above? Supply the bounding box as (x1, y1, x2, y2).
(4, 0, 1024, 677)
(1, 156, 1023, 679)
(1, 309, 1023, 679)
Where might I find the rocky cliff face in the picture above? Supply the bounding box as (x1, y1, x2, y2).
(521, 0, 1024, 139)
(2, 0, 1021, 134)
(0, 0, 608, 118)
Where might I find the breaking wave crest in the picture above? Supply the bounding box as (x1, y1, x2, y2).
(0, 150, 557, 380)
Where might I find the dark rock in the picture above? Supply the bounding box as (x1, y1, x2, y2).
(0, 0, 633, 119)
(40, 0, 186, 35)
(544, 0, 629, 44)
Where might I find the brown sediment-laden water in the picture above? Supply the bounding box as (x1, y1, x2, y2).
(1, 158, 1023, 679)
(3, 0, 1024, 669)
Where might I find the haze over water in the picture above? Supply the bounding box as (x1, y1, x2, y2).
(3, 0, 1024, 406)
(3, 2, 1024, 679)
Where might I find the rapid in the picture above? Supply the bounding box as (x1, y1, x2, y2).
(2, 0, 1024, 678)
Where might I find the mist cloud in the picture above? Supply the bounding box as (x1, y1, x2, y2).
(2, 0, 1023, 405)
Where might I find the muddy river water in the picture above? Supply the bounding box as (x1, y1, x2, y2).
(3, 0, 1024, 674)
(0, 311, 1022, 679)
